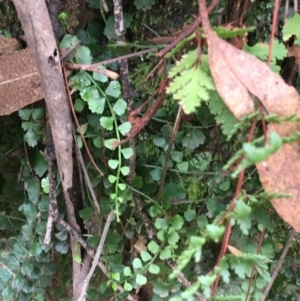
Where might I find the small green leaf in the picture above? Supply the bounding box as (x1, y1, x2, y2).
(36, 221, 47, 235)
(22, 224, 33, 240)
(243, 132, 281, 163)
(124, 281, 133, 291)
(32, 108, 44, 122)
(171, 214, 184, 230)
(87, 236, 100, 248)
(177, 161, 189, 171)
(149, 205, 162, 217)
(108, 175, 117, 183)
(118, 183, 126, 190)
(24, 127, 42, 147)
(150, 168, 162, 181)
(104, 15, 117, 39)
(60, 34, 79, 49)
(163, 182, 186, 200)
(113, 98, 127, 115)
(21, 121, 32, 131)
(105, 80, 121, 98)
(160, 248, 171, 260)
(120, 166, 130, 176)
(197, 215, 208, 227)
(148, 263, 160, 274)
(0, 268, 13, 282)
(123, 267, 132, 276)
(184, 209, 196, 221)
(93, 136, 102, 148)
(121, 147, 134, 159)
(153, 281, 169, 298)
(182, 130, 206, 149)
(76, 46, 92, 64)
(168, 231, 180, 246)
(154, 218, 168, 230)
(219, 180, 230, 191)
(23, 203, 37, 222)
(148, 241, 160, 254)
(157, 229, 166, 241)
(11, 274, 25, 290)
(2, 287, 14, 300)
(82, 87, 105, 114)
(100, 116, 114, 130)
(93, 71, 108, 83)
(132, 258, 143, 269)
(153, 136, 166, 147)
(118, 122, 131, 136)
(136, 274, 147, 285)
(171, 151, 183, 163)
(206, 224, 225, 242)
(29, 242, 42, 257)
(141, 250, 152, 262)
(41, 178, 49, 194)
(112, 272, 120, 281)
(233, 200, 252, 219)
(108, 159, 119, 169)
(21, 261, 34, 276)
(79, 207, 94, 220)
(104, 138, 119, 150)
(112, 281, 118, 291)
(77, 136, 83, 148)
(19, 108, 32, 120)
(134, 0, 155, 10)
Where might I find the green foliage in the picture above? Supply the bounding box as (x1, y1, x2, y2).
(2, 3, 300, 301)
(134, 0, 155, 11)
(243, 40, 287, 73)
(282, 14, 300, 44)
(19, 108, 44, 147)
(167, 52, 215, 114)
(231, 132, 282, 177)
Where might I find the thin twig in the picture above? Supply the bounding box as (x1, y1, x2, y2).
(267, 0, 280, 66)
(157, 106, 182, 203)
(66, 63, 119, 79)
(157, 0, 221, 57)
(62, 65, 104, 176)
(73, 130, 100, 213)
(79, 48, 157, 68)
(78, 212, 114, 301)
(260, 229, 296, 301)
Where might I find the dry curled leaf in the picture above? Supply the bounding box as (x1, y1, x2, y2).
(200, 0, 300, 232)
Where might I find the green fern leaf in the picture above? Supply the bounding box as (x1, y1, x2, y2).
(168, 52, 215, 114)
(283, 14, 300, 44)
(168, 50, 198, 78)
(209, 92, 237, 137)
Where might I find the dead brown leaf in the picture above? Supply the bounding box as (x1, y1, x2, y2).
(133, 235, 147, 253)
(200, 0, 300, 232)
(0, 36, 20, 54)
(0, 48, 43, 115)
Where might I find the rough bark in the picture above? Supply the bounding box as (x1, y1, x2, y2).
(12, 0, 89, 299)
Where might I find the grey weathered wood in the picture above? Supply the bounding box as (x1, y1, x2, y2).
(12, 0, 89, 298)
